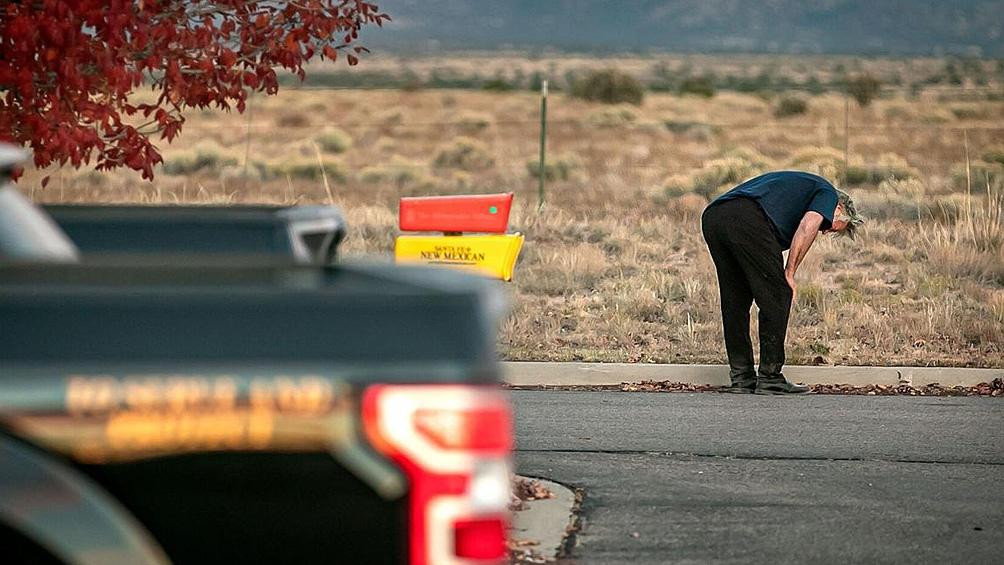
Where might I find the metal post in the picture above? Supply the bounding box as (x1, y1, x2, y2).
(964, 128, 973, 233)
(537, 80, 548, 211)
(843, 90, 849, 186)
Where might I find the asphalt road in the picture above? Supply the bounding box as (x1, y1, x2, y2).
(512, 391, 1004, 564)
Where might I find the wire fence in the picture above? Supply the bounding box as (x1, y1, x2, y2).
(179, 119, 1004, 131)
(138, 83, 1004, 206)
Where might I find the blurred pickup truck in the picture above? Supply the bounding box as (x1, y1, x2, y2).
(44, 203, 346, 264)
(0, 148, 512, 565)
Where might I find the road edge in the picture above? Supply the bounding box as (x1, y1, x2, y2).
(510, 476, 578, 563)
(502, 362, 1003, 387)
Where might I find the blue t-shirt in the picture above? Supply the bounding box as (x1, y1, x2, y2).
(711, 171, 838, 250)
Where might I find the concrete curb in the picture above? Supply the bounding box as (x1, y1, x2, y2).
(502, 362, 1003, 388)
(510, 477, 577, 562)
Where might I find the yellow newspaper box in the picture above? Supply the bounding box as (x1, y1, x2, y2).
(395, 233, 524, 281)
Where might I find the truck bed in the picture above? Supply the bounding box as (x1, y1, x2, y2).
(0, 260, 498, 375)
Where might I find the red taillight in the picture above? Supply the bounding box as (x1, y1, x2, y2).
(363, 385, 513, 565)
(414, 407, 512, 453)
(453, 518, 507, 560)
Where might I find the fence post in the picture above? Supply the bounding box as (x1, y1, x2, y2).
(964, 128, 973, 231)
(537, 80, 548, 211)
(843, 89, 850, 186)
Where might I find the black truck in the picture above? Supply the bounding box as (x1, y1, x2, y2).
(0, 147, 512, 565)
(44, 203, 346, 264)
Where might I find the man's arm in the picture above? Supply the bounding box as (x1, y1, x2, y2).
(784, 211, 824, 300)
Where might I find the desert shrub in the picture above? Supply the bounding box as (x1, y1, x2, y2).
(773, 95, 808, 118)
(282, 70, 402, 89)
(162, 141, 239, 175)
(850, 191, 926, 221)
(433, 137, 495, 171)
(678, 76, 715, 98)
(882, 103, 916, 122)
(314, 128, 353, 153)
(221, 163, 267, 183)
(268, 158, 346, 182)
(527, 153, 583, 181)
(852, 191, 977, 223)
(570, 69, 644, 105)
(788, 146, 845, 180)
(950, 105, 990, 120)
(665, 193, 707, 220)
(719, 147, 774, 170)
(663, 120, 707, 133)
(672, 148, 775, 200)
(527, 72, 545, 92)
(951, 161, 1004, 191)
(275, 111, 310, 128)
(918, 107, 953, 124)
(426, 69, 479, 89)
(843, 167, 874, 185)
(690, 157, 760, 200)
(481, 77, 514, 92)
(587, 105, 638, 127)
(878, 178, 926, 197)
(874, 152, 918, 178)
(845, 154, 919, 186)
(846, 73, 881, 107)
(663, 174, 693, 198)
(727, 71, 775, 94)
(663, 120, 718, 141)
(983, 147, 1004, 166)
(359, 156, 429, 187)
(453, 110, 494, 134)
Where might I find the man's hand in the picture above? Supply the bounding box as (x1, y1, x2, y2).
(785, 270, 797, 303)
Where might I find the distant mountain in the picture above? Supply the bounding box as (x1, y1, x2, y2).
(366, 0, 1004, 57)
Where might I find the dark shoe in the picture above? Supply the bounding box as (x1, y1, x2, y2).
(719, 372, 756, 394)
(755, 375, 810, 395)
(719, 381, 756, 394)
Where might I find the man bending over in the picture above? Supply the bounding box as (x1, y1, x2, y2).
(701, 171, 863, 394)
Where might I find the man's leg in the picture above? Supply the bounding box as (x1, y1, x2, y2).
(702, 207, 756, 392)
(742, 246, 792, 374)
(722, 200, 807, 394)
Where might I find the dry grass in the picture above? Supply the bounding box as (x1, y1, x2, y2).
(18, 60, 1004, 368)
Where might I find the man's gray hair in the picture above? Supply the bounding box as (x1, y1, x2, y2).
(835, 189, 864, 240)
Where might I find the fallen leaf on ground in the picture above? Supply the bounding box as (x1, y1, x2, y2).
(506, 377, 1004, 397)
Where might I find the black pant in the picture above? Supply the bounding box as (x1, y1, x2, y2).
(701, 198, 792, 379)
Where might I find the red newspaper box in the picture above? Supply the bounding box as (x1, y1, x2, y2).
(399, 193, 513, 233)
